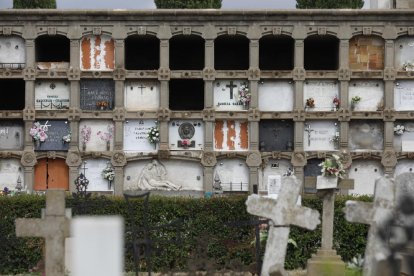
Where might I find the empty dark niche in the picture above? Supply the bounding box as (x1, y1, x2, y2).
(259, 35, 294, 70)
(215, 35, 249, 70)
(170, 35, 204, 70)
(169, 79, 204, 110)
(35, 35, 70, 62)
(125, 35, 160, 70)
(0, 79, 25, 110)
(304, 35, 339, 70)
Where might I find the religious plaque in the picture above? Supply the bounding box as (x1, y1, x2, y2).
(169, 120, 204, 150)
(303, 80, 339, 111)
(394, 36, 414, 70)
(213, 80, 250, 111)
(349, 120, 383, 151)
(35, 81, 70, 110)
(78, 159, 113, 191)
(214, 120, 249, 151)
(79, 120, 114, 152)
(0, 120, 24, 150)
(0, 159, 24, 192)
(124, 81, 160, 110)
(393, 121, 414, 152)
(80, 80, 115, 111)
(348, 160, 384, 195)
(258, 81, 294, 112)
(213, 159, 249, 192)
(394, 81, 414, 111)
(303, 120, 339, 151)
(348, 81, 384, 111)
(124, 120, 158, 152)
(34, 120, 70, 151)
(259, 120, 294, 152)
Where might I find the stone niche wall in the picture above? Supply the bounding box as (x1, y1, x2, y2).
(349, 35, 384, 70)
(0, 35, 25, 69)
(0, 159, 24, 192)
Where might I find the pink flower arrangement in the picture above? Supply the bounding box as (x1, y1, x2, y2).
(181, 139, 191, 147)
(80, 125, 91, 144)
(333, 96, 340, 110)
(97, 124, 114, 142)
(238, 84, 251, 105)
(29, 121, 49, 142)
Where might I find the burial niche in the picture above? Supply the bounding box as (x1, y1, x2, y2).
(259, 159, 293, 195)
(0, 159, 24, 192)
(348, 160, 383, 195)
(0, 35, 25, 69)
(169, 120, 204, 150)
(124, 81, 160, 110)
(304, 158, 323, 194)
(304, 35, 339, 70)
(34, 158, 69, 190)
(169, 79, 204, 110)
(258, 80, 294, 112)
(124, 120, 158, 152)
(0, 79, 25, 110)
(349, 120, 384, 151)
(394, 80, 414, 111)
(303, 80, 339, 111)
(35, 80, 70, 110)
(214, 34, 249, 70)
(348, 80, 384, 111)
(214, 120, 249, 151)
(393, 120, 414, 152)
(259, 120, 294, 152)
(213, 159, 249, 192)
(0, 120, 24, 150)
(80, 79, 115, 111)
(170, 35, 204, 70)
(78, 159, 114, 192)
(395, 36, 414, 71)
(349, 35, 384, 70)
(80, 34, 114, 71)
(259, 35, 294, 70)
(124, 35, 159, 70)
(35, 35, 70, 69)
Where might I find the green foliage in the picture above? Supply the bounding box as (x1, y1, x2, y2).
(13, 0, 56, 9)
(0, 194, 371, 273)
(296, 0, 364, 9)
(154, 0, 222, 9)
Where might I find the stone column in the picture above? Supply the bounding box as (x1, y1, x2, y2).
(321, 192, 335, 250)
(201, 152, 217, 193)
(21, 152, 37, 193)
(114, 39, 125, 69)
(203, 34, 216, 153)
(246, 151, 262, 193)
(111, 152, 127, 196)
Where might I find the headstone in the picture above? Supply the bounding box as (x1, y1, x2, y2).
(35, 81, 70, 110)
(349, 120, 384, 151)
(0, 35, 25, 69)
(348, 81, 384, 111)
(348, 160, 383, 195)
(124, 81, 160, 110)
(71, 216, 124, 276)
(124, 120, 158, 152)
(344, 176, 396, 276)
(168, 120, 204, 150)
(214, 120, 249, 151)
(79, 120, 114, 152)
(258, 81, 294, 112)
(0, 120, 24, 150)
(395, 81, 414, 111)
(394, 36, 414, 70)
(259, 159, 292, 192)
(214, 80, 249, 111)
(259, 120, 294, 151)
(393, 121, 414, 151)
(80, 80, 115, 111)
(304, 120, 339, 151)
(0, 159, 24, 192)
(15, 190, 70, 276)
(34, 120, 70, 151)
(246, 176, 320, 276)
(303, 80, 339, 111)
(79, 159, 113, 192)
(80, 35, 114, 71)
(213, 159, 249, 192)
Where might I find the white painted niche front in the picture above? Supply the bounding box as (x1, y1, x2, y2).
(124, 81, 160, 110)
(258, 81, 294, 112)
(213, 159, 249, 192)
(124, 120, 158, 153)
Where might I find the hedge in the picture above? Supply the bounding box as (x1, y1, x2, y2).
(0, 194, 371, 274)
(13, 0, 56, 9)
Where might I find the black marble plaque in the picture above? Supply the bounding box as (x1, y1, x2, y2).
(35, 120, 70, 151)
(80, 80, 115, 111)
(304, 158, 323, 177)
(259, 120, 294, 152)
(0, 121, 24, 150)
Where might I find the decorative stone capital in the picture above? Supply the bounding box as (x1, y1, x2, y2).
(113, 68, 126, 80)
(381, 150, 397, 168)
(202, 108, 215, 121)
(384, 67, 396, 81)
(67, 108, 82, 121)
(246, 151, 262, 167)
(23, 67, 36, 80)
(158, 68, 171, 80)
(362, 27, 372, 36)
(158, 149, 170, 160)
(292, 109, 305, 122)
(111, 151, 127, 167)
(66, 151, 82, 167)
(3, 68, 12, 77)
(2, 26, 12, 36)
(383, 108, 396, 122)
(21, 151, 37, 167)
(113, 107, 126, 122)
(93, 27, 102, 35)
(203, 68, 216, 80)
(201, 151, 217, 167)
(338, 68, 351, 81)
(291, 151, 307, 167)
(292, 68, 306, 81)
(247, 68, 260, 80)
(338, 108, 352, 122)
(23, 108, 36, 121)
(248, 108, 260, 122)
(157, 108, 171, 121)
(67, 68, 80, 80)
(47, 151, 56, 159)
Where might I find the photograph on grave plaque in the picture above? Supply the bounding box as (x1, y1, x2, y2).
(79, 120, 114, 152)
(349, 81, 384, 111)
(0, 120, 24, 150)
(259, 120, 294, 152)
(80, 80, 115, 111)
(32, 120, 70, 151)
(124, 81, 160, 110)
(394, 81, 414, 111)
(303, 120, 339, 151)
(213, 80, 250, 111)
(214, 120, 249, 151)
(169, 120, 204, 150)
(304, 80, 339, 111)
(0, 159, 24, 192)
(213, 159, 249, 192)
(258, 81, 294, 112)
(35, 81, 70, 110)
(349, 120, 384, 151)
(80, 35, 114, 71)
(124, 120, 158, 152)
(393, 121, 414, 152)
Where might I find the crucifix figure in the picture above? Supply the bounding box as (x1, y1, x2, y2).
(246, 176, 320, 276)
(226, 81, 237, 100)
(137, 84, 146, 95)
(15, 190, 70, 276)
(304, 123, 314, 147)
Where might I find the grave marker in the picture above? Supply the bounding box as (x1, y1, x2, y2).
(169, 120, 204, 150)
(0, 121, 23, 150)
(348, 81, 383, 111)
(304, 121, 338, 151)
(124, 120, 158, 152)
(259, 120, 294, 152)
(349, 120, 384, 151)
(35, 120, 70, 151)
(258, 81, 294, 112)
(80, 80, 115, 111)
(124, 81, 160, 110)
(394, 81, 414, 111)
(35, 81, 70, 110)
(304, 80, 338, 111)
(214, 80, 247, 111)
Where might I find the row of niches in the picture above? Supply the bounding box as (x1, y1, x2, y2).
(1, 157, 414, 196)
(0, 119, 412, 152)
(2, 79, 414, 112)
(1, 34, 414, 71)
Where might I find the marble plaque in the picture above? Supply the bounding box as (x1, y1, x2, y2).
(258, 81, 294, 111)
(35, 120, 70, 151)
(394, 159, 414, 177)
(303, 120, 339, 151)
(214, 80, 248, 111)
(213, 159, 249, 192)
(303, 80, 339, 111)
(348, 160, 384, 195)
(348, 81, 384, 111)
(79, 159, 113, 191)
(79, 120, 114, 152)
(0, 36, 25, 69)
(80, 80, 115, 111)
(394, 37, 414, 70)
(124, 81, 160, 110)
(394, 121, 414, 151)
(80, 35, 114, 71)
(259, 120, 294, 152)
(169, 120, 204, 150)
(214, 120, 249, 151)
(35, 81, 70, 110)
(124, 120, 158, 152)
(394, 81, 414, 111)
(316, 175, 338, 189)
(267, 175, 282, 196)
(349, 120, 384, 151)
(0, 121, 23, 150)
(259, 159, 292, 191)
(0, 159, 24, 192)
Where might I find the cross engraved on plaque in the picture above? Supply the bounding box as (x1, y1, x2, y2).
(226, 81, 237, 100)
(137, 84, 146, 95)
(305, 123, 314, 147)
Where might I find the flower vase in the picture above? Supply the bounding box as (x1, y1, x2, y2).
(106, 141, 110, 151)
(108, 180, 112, 190)
(351, 103, 355, 111)
(243, 103, 249, 110)
(153, 143, 157, 150)
(82, 142, 86, 152)
(34, 139, 40, 148)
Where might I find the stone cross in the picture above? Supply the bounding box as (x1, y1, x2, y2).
(15, 189, 70, 276)
(304, 123, 314, 147)
(344, 176, 395, 276)
(226, 81, 237, 99)
(137, 84, 146, 95)
(246, 176, 320, 276)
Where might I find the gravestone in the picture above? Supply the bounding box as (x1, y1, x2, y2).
(0, 36, 25, 69)
(80, 80, 115, 111)
(348, 81, 384, 111)
(259, 159, 292, 193)
(349, 120, 384, 151)
(15, 190, 70, 276)
(79, 159, 113, 192)
(258, 81, 294, 112)
(246, 176, 320, 276)
(214, 159, 249, 192)
(394, 81, 414, 111)
(304, 120, 339, 151)
(35, 81, 70, 110)
(124, 120, 158, 152)
(0, 120, 24, 150)
(393, 121, 414, 151)
(303, 80, 339, 111)
(394, 36, 414, 70)
(124, 81, 160, 110)
(168, 120, 204, 150)
(213, 80, 248, 111)
(344, 176, 396, 276)
(214, 120, 249, 151)
(79, 120, 114, 152)
(35, 120, 70, 151)
(259, 120, 294, 152)
(349, 159, 383, 196)
(0, 159, 24, 192)
(80, 35, 114, 71)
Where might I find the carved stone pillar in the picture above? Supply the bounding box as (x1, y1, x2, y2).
(21, 151, 37, 193)
(201, 151, 217, 193)
(111, 151, 127, 196)
(246, 151, 262, 193)
(66, 151, 82, 193)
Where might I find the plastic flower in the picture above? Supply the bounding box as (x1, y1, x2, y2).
(305, 98, 315, 108)
(97, 124, 114, 142)
(147, 123, 160, 144)
(351, 96, 361, 104)
(30, 121, 49, 142)
(102, 166, 115, 181)
(81, 125, 91, 143)
(333, 96, 340, 109)
(319, 154, 349, 179)
(238, 84, 251, 105)
(62, 132, 71, 143)
(394, 124, 405, 136)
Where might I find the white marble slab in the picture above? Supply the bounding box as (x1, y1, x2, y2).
(35, 81, 70, 110)
(0, 36, 25, 67)
(258, 81, 294, 111)
(168, 120, 204, 150)
(79, 159, 113, 192)
(394, 37, 414, 70)
(394, 159, 414, 177)
(213, 159, 249, 192)
(303, 80, 338, 111)
(259, 159, 292, 191)
(124, 120, 158, 152)
(395, 81, 414, 111)
(124, 81, 160, 110)
(79, 120, 114, 152)
(303, 120, 338, 151)
(349, 81, 384, 111)
(214, 80, 248, 111)
(0, 159, 24, 192)
(348, 160, 384, 195)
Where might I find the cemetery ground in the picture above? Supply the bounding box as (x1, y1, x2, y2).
(0, 193, 370, 275)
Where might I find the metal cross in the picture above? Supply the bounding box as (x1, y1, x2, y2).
(138, 84, 146, 95)
(226, 81, 237, 100)
(80, 161, 88, 177)
(304, 123, 314, 147)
